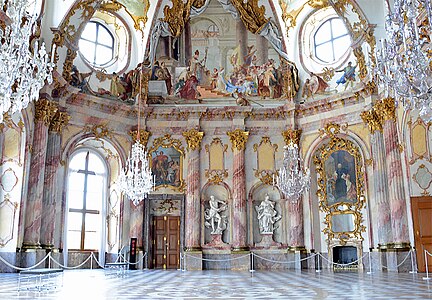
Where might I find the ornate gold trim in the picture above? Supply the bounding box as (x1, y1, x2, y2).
(413, 164, 432, 196)
(205, 169, 228, 185)
(282, 129, 302, 145)
(84, 124, 114, 140)
(148, 134, 186, 192)
(360, 109, 382, 133)
(227, 129, 249, 151)
(129, 129, 151, 147)
(49, 111, 70, 133)
(374, 97, 396, 121)
(313, 129, 366, 244)
(34, 99, 58, 126)
(182, 129, 204, 151)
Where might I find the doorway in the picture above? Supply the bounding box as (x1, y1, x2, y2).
(411, 196, 432, 272)
(152, 216, 180, 269)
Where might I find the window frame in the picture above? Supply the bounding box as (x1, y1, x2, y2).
(313, 17, 350, 64)
(79, 21, 115, 67)
(65, 149, 108, 251)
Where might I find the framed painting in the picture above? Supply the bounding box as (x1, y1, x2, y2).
(148, 135, 185, 192)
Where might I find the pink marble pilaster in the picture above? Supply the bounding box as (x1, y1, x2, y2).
(185, 149, 201, 250)
(232, 148, 247, 250)
(287, 199, 304, 248)
(23, 100, 57, 249)
(129, 200, 144, 249)
(375, 99, 410, 245)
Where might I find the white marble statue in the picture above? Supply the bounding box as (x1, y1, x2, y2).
(255, 195, 281, 234)
(204, 195, 228, 234)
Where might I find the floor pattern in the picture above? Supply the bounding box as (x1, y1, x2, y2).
(0, 269, 431, 299)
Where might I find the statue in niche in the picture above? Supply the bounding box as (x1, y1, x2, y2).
(204, 195, 228, 234)
(255, 195, 281, 234)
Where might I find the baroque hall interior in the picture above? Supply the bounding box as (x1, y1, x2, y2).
(0, 0, 431, 290)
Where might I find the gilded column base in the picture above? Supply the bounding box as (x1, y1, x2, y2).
(21, 243, 41, 251)
(378, 242, 411, 251)
(40, 244, 55, 250)
(287, 246, 306, 253)
(231, 246, 250, 252)
(185, 246, 202, 252)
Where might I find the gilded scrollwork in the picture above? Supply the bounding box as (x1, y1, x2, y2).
(413, 164, 432, 196)
(282, 129, 302, 146)
(279, 0, 329, 32)
(227, 129, 249, 151)
(205, 169, 228, 185)
(353, 46, 367, 81)
(34, 99, 58, 126)
(129, 129, 151, 147)
(313, 126, 366, 244)
(49, 111, 70, 133)
(182, 129, 204, 151)
(360, 109, 382, 133)
(84, 124, 114, 140)
(374, 97, 396, 121)
(229, 0, 269, 34)
(162, 0, 207, 37)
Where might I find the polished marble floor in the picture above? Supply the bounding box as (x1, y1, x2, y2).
(0, 269, 431, 299)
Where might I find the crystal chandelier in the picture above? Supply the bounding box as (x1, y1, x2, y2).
(376, 0, 432, 122)
(118, 67, 153, 206)
(276, 142, 310, 201)
(0, 0, 54, 123)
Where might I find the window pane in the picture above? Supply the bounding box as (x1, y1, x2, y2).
(97, 25, 113, 47)
(79, 40, 96, 63)
(86, 192, 103, 211)
(331, 19, 348, 38)
(315, 21, 331, 45)
(68, 172, 84, 209)
(84, 231, 99, 250)
(85, 213, 101, 232)
(88, 153, 106, 174)
(67, 212, 83, 231)
(81, 22, 97, 41)
(316, 43, 334, 63)
(333, 35, 351, 60)
(95, 45, 113, 65)
(69, 152, 87, 171)
(87, 174, 104, 194)
(67, 231, 81, 249)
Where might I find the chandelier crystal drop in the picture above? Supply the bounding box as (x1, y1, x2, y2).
(276, 143, 310, 201)
(119, 140, 154, 206)
(0, 0, 54, 123)
(376, 0, 432, 122)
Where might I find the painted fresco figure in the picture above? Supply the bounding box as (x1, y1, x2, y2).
(336, 61, 356, 90)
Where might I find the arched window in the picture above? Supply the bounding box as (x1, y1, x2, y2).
(66, 150, 107, 250)
(79, 21, 114, 66)
(314, 18, 350, 64)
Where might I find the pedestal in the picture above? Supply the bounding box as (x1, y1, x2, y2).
(203, 234, 230, 250)
(254, 233, 281, 249)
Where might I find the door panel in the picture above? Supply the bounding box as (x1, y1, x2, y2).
(152, 216, 180, 269)
(411, 197, 432, 272)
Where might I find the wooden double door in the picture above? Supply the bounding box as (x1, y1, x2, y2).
(152, 216, 180, 269)
(411, 197, 432, 272)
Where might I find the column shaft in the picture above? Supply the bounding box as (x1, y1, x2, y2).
(185, 149, 201, 249)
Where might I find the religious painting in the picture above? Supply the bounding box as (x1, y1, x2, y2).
(324, 150, 357, 205)
(149, 0, 298, 105)
(148, 135, 185, 192)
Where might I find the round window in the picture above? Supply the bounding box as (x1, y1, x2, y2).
(314, 18, 351, 64)
(79, 21, 115, 67)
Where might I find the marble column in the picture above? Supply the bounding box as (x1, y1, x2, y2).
(361, 110, 392, 248)
(236, 20, 248, 65)
(227, 129, 249, 251)
(40, 111, 70, 249)
(129, 200, 144, 249)
(375, 98, 410, 246)
(183, 129, 204, 251)
(256, 35, 268, 65)
(23, 99, 57, 249)
(184, 21, 192, 66)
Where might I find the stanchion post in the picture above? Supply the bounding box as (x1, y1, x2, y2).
(90, 253, 93, 270)
(367, 251, 373, 274)
(178, 253, 182, 271)
(423, 250, 431, 280)
(250, 253, 255, 273)
(409, 249, 417, 274)
(316, 253, 321, 273)
(48, 252, 51, 269)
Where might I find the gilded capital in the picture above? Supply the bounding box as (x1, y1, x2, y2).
(182, 129, 204, 151)
(360, 110, 382, 133)
(374, 97, 396, 121)
(227, 129, 249, 151)
(49, 111, 70, 133)
(129, 129, 151, 147)
(34, 99, 58, 126)
(282, 129, 302, 145)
